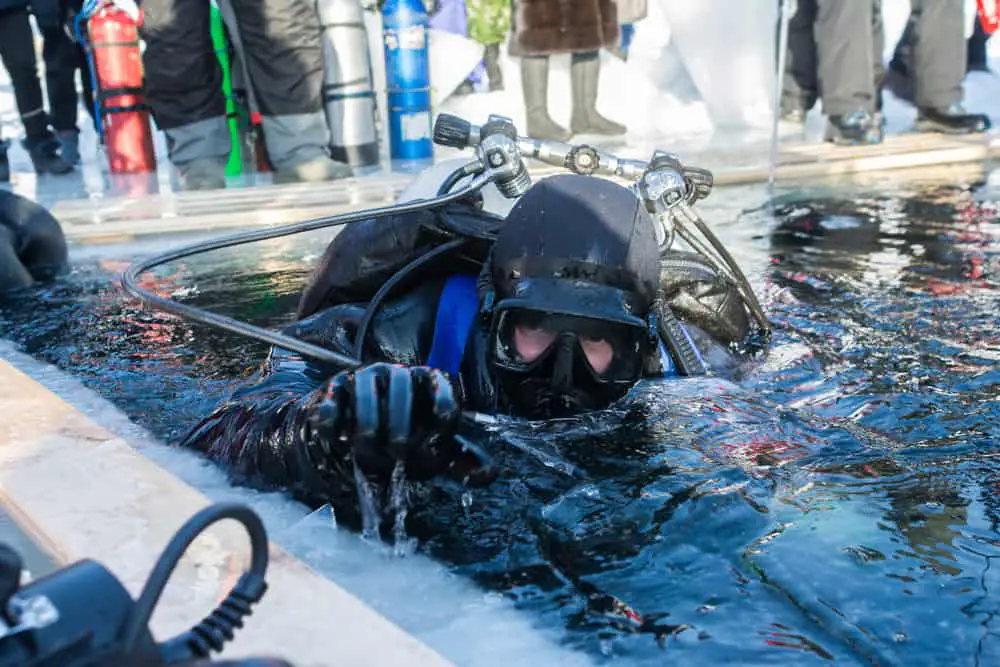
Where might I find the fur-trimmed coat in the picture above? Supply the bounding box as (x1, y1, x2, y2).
(512, 0, 618, 55)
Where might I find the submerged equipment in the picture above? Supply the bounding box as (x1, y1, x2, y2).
(0, 503, 269, 666)
(122, 113, 771, 423)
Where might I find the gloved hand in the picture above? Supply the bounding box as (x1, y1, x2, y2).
(310, 363, 496, 486)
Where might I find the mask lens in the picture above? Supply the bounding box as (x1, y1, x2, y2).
(493, 309, 646, 382)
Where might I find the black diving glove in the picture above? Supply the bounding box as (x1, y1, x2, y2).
(309, 363, 496, 486)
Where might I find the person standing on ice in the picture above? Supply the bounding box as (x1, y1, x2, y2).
(30, 0, 96, 166)
(778, 0, 885, 145)
(510, 0, 625, 140)
(882, 0, 992, 133)
(139, 0, 353, 190)
(0, 0, 74, 174)
(465, 0, 511, 91)
(179, 175, 763, 524)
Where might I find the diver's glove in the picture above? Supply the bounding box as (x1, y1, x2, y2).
(309, 363, 496, 486)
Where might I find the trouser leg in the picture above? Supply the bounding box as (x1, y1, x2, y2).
(41, 25, 80, 133)
(872, 0, 885, 110)
(0, 9, 52, 141)
(910, 0, 965, 109)
(814, 0, 876, 115)
(780, 0, 819, 114)
(139, 0, 230, 172)
(227, 0, 334, 171)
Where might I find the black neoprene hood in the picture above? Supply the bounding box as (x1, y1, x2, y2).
(491, 174, 661, 311)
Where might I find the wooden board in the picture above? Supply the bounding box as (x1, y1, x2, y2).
(54, 131, 1000, 240)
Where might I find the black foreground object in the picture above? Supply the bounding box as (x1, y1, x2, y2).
(0, 502, 299, 667)
(0, 191, 68, 293)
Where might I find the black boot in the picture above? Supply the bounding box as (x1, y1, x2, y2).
(824, 110, 883, 146)
(454, 80, 476, 96)
(58, 130, 80, 165)
(0, 140, 9, 183)
(23, 137, 73, 175)
(915, 103, 991, 134)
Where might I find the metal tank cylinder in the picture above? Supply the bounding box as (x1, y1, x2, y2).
(317, 0, 380, 167)
(381, 0, 433, 167)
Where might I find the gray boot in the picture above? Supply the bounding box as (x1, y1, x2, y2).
(165, 118, 230, 190)
(273, 156, 353, 184)
(570, 52, 626, 136)
(520, 56, 571, 142)
(484, 44, 504, 91)
(179, 158, 227, 191)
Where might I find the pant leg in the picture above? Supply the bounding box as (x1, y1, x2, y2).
(781, 0, 819, 112)
(41, 25, 80, 133)
(967, 13, 990, 71)
(890, 12, 916, 75)
(872, 0, 885, 104)
(138, 0, 230, 166)
(0, 9, 52, 142)
(910, 0, 965, 108)
(77, 41, 98, 131)
(813, 0, 876, 116)
(228, 0, 330, 169)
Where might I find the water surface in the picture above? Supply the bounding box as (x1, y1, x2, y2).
(1, 171, 998, 665)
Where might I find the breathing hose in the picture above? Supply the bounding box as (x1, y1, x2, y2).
(121, 170, 493, 370)
(124, 503, 269, 664)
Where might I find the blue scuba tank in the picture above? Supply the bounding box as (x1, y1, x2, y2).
(382, 0, 433, 168)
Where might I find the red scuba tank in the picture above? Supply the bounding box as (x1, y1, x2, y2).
(979, 0, 999, 34)
(88, 4, 157, 173)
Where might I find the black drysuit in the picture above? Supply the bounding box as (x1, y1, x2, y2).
(180, 178, 752, 524)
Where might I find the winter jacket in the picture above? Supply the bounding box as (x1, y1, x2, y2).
(512, 0, 618, 55)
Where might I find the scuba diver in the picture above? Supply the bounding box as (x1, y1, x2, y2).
(0, 190, 68, 293)
(180, 171, 764, 523)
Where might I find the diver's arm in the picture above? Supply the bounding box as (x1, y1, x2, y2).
(179, 303, 370, 510)
(181, 284, 495, 512)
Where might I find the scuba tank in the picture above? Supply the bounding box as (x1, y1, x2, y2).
(86, 2, 157, 174)
(979, 0, 999, 33)
(318, 0, 380, 168)
(210, 2, 246, 177)
(381, 0, 433, 169)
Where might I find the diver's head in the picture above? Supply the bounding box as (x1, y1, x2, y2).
(485, 174, 662, 419)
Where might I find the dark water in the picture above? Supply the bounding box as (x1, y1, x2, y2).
(1, 173, 999, 665)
